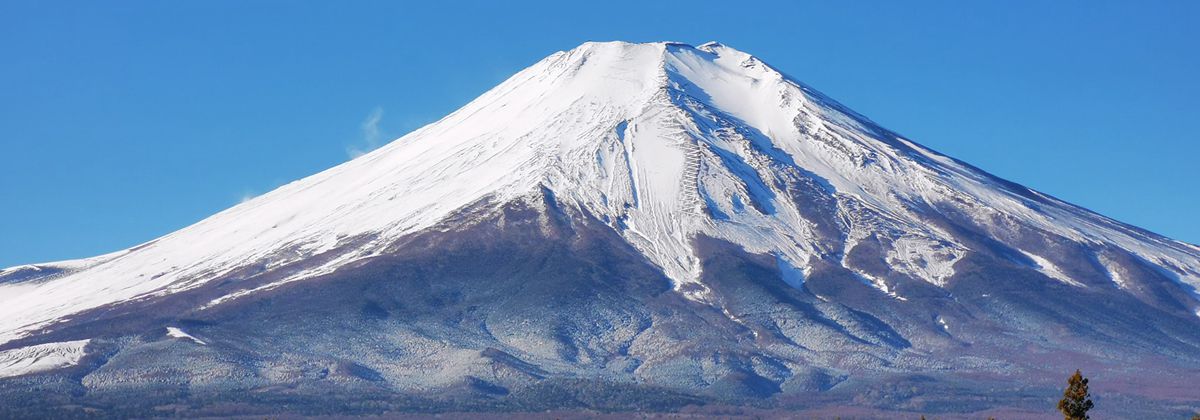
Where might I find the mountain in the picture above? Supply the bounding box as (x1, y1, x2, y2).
(2, 41, 1199, 418)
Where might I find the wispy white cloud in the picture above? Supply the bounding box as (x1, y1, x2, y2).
(348, 107, 385, 158)
(236, 179, 288, 206)
(239, 191, 258, 204)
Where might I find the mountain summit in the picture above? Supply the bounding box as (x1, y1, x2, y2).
(3, 41, 1199, 417)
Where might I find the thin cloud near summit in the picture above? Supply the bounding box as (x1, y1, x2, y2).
(347, 106, 386, 158)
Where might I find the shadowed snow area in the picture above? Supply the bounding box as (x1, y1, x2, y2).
(2, 41, 1199, 417)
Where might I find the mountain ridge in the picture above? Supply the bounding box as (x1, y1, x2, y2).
(1, 40, 1199, 417)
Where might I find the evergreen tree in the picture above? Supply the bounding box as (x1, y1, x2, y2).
(1057, 369, 1094, 420)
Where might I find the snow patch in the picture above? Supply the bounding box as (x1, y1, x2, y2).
(1098, 254, 1130, 290)
(0, 339, 90, 378)
(853, 270, 908, 301)
(1020, 251, 1085, 287)
(166, 327, 206, 345)
(775, 255, 806, 289)
(888, 236, 963, 287)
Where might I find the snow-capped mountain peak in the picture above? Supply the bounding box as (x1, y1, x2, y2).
(2, 41, 1199, 347)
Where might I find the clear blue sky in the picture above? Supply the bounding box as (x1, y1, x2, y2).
(2, 1, 1198, 267)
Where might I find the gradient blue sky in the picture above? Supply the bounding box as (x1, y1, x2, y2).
(2, 1, 1198, 267)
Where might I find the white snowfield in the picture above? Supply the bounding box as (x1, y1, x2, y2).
(0, 339, 90, 379)
(166, 327, 206, 345)
(2, 41, 1200, 346)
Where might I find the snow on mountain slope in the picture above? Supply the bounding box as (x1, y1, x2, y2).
(165, 327, 206, 345)
(0, 339, 90, 379)
(3, 41, 1200, 347)
(0, 250, 128, 285)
